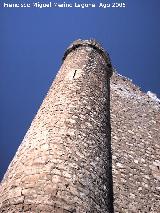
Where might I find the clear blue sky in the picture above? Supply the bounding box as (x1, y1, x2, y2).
(0, 0, 160, 180)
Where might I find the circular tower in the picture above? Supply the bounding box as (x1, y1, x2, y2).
(0, 39, 113, 212)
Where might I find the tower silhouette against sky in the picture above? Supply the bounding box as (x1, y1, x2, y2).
(0, 40, 114, 212)
(1, 39, 160, 213)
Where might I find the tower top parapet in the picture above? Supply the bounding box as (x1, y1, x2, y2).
(63, 39, 113, 76)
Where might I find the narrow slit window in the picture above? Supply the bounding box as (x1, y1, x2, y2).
(73, 70, 77, 79)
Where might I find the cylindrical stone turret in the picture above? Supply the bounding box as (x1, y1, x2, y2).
(0, 39, 113, 212)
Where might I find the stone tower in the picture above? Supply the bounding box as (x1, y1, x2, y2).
(110, 72, 160, 213)
(0, 40, 113, 212)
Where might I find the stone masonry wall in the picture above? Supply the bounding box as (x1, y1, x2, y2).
(110, 72, 160, 213)
(0, 40, 113, 213)
(0, 39, 160, 212)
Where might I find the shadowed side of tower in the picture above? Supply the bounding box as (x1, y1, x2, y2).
(0, 39, 113, 212)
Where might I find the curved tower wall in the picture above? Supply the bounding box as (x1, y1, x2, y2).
(0, 40, 113, 213)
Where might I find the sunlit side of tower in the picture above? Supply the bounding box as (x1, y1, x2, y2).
(0, 40, 113, 212)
